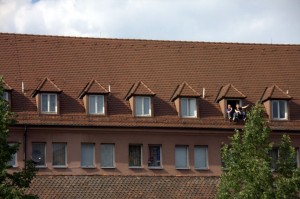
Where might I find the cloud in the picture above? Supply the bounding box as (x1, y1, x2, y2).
(0, 0, 299, 44)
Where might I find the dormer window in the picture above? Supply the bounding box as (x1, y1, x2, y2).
(135, 96, 151, 117)
(272, 100, 287, 120)
(125, 81, 155, 117)
(261, 85, 292, 121)
(41, 93, 57, 114)
(88, 95, 105, 115)
(31, 78, 62, 115)
(79, 80, 109, 116)
(215, 84, 246, 119)
(181, 98, 197, 118)
(170, 82, 200, 118)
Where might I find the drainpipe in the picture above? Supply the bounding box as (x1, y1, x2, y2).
(23, 125, 27, 169)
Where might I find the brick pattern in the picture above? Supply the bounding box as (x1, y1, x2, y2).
(25, 176, 219, 199)
(0, 33, 300, 129)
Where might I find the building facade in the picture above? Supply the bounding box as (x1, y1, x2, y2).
(1, 33, 300, 198)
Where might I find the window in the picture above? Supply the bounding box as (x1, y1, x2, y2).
(272, 100, 287, 120)
(101, 144, 115, 168)
(148, 145, 162, 168)
(2, 91, 8, 101)
(81, 143, 95, 168)
(270, 147, 283, 170)
(89, 95, 104, 115)
(175, 145, 189, 169)
(52, 143, 67, 167)
(41, 93, 57, 114)
(7, 143, 17, 167)
(181, 98, 197, 118)
(32, 143, 46, 167)
(129, 145, 142, 167)
(135, 96, 151, 117)
(194, 145, 208, 169)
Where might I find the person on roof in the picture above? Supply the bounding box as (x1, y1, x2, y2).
(233, 104, 249, 121)
(226, 104, 233, 120)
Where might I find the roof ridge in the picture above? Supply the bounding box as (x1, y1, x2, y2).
(1, 32, 300, 46)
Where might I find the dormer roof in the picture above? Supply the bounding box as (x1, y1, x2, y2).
(2, 80, 12, 91)
(125, 81, 155, 100)
(78, 80, 109, 99)
(215, 84, 246, 102)
(261, 85, 292, 102)
(170, 82, 200, 102)
(31, 78, 62, 97)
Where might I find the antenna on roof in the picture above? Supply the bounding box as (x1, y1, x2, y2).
(202, 88, 206, 99)
(22, 81, 24, 94)
(286, 90, 289, 94)
(108, 84, 111, 93)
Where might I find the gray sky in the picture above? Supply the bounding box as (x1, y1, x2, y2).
(0, 0, 300, 44)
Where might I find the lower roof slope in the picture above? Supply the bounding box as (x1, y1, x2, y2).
(25, 175, 219, 199)
(0, 33, 300, 130)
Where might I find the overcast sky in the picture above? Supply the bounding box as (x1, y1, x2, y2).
(0, 0, 299, 44)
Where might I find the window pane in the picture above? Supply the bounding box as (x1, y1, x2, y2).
(181, 98, 188, 117)
(143, 97, 150, 115)
(89, 96, 96, 114)
(49, 94, 56, 112)
(272, 101, 279, 118)
(7, 143, 17, 167)
(101, 144, 115, 168)
(81, 143, 94, 167)
(32, 143, 46, 166)
(3, 92, 8, 101)
(41, 94, 48, 112)
(175, 146, 188, 168)
(279, 101, 286, 119)
(129, 145, 142, 167)
(53, 143, 66, 166)
(148, 146, 161, 167)
(135, 97, 143, 116)
(96, 95, 104, 114)
(189, 98, 197, 117)
(194, 146, 208, 169)
(270, 148, 278, 170)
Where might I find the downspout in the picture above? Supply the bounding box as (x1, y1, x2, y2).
(23, 125, 27, 169)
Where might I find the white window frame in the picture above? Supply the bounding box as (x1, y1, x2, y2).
(272, 100, 288, 120)
(135, 96, 151, 117)
(41, 93, 57, 114)
(148, 145, 162, 169)
(32, 143, 46, 168)
(101, 143, 115, 168)
(81, 143, 95, 168)
(8, 143, 17, 168)
(175, 145, 189, 169)
(52, 143, 67, 168)
(129, 145, 143, 168)
(194, 145, 208, 170)
(180, 98, 197, 118)
(88, 95, 105, 115)
(2, 91, 8, 101)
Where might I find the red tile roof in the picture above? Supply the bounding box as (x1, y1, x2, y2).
(25, 176, 219, 199)
(125, 81, 155, 100)
(215, 84, 246, 102)
(171, 82, 200, 101)
(78, 79, 109, 99)
(31, 77, 62, 97)
(0, 33, 300, 130)
(261, 85, 292, 102)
